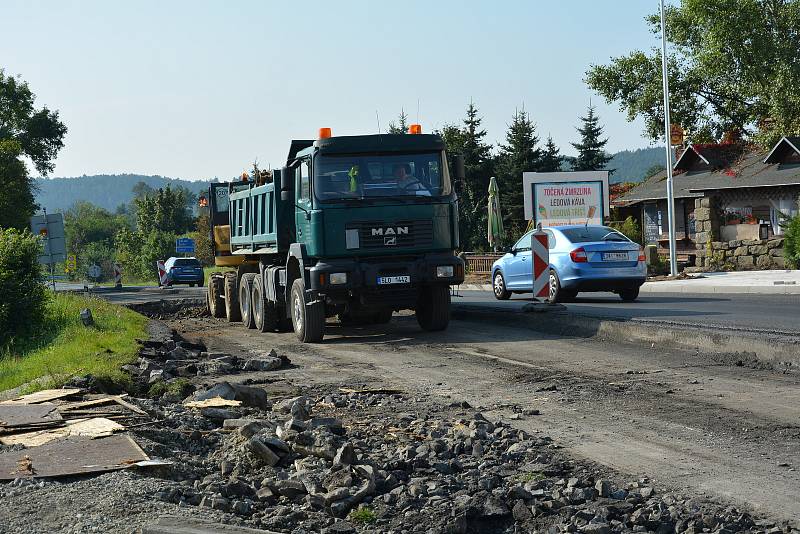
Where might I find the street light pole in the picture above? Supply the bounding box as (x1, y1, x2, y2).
(660, 0, 678, 277)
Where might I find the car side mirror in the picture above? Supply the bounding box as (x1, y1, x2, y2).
(509, 247, 517, 255)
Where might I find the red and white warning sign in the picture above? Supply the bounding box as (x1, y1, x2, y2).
(157, 260, 168, 286)
(531, 230, 550, 300)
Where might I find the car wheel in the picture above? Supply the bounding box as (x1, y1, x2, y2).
(619, 287, 640, 302)
(548, 270, 565, 303)
(493, 272, 511, 300)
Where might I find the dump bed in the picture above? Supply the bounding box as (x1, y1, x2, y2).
(228, 171, 292, 256)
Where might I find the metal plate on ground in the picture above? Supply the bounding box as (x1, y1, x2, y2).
(0, 403, 63, 429)
(0, 434, 148, 479)
(142, 516, 283, 534)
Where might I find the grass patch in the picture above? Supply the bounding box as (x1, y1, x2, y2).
(0, 292, 147, 394)
(348, 506, 377, 525)
(516, 471, 545, 483)
(148, 378, 193, 399)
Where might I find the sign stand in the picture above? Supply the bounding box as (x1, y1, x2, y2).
(113, 263, 122, 290)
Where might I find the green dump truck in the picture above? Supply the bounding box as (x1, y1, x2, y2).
(205, 127, 465, 342)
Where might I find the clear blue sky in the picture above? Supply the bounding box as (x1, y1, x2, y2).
(2, 0, 663, 181)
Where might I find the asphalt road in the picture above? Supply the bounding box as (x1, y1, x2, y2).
(80, 284, 800, 334)
(453, 289, 800, 334)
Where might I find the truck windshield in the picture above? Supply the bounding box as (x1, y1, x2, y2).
(314, 151, 451, 201)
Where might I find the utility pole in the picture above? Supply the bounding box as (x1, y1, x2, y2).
(660, 0, 678, 276)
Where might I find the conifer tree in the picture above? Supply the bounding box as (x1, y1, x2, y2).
(571, 105, 612, 172)
(496, 108, 541, 227)
(539, 136, 562, 172)
(387, 109, 409, 134)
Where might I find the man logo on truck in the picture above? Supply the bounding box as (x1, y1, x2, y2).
(371, 226, 409, 236)
(384, 236, 397, 246)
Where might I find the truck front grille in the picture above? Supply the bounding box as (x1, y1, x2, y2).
(347, 220, 434, 249)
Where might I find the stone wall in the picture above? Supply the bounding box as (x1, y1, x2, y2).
(693, 196, 786, 270)
(695, 237, 785, 270)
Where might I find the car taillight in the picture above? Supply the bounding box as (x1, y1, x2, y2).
(570, 247, 588, 263)
(638, 250, 646, 262)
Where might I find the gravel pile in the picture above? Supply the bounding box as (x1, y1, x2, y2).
(125, 333, 289, 393)
(135, 387, 792, 534)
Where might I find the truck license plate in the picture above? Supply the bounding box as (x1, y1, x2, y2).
(603, 252, 629, 261)
(377, 275, 410, 285)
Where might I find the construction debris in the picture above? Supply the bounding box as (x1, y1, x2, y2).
(0, 434, 149, 480)
(0, 388, 83, 405)
(0, 403, 63, 431)
(184, 397, 243, 409)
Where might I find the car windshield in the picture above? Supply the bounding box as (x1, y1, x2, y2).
(314, 151, 451, 201)
(560, 227, 630, 243)
(174, 259, 200, 267)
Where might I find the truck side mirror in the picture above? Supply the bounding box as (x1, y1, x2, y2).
(453, 155, 465, 182)
(280, 166, 294, 192)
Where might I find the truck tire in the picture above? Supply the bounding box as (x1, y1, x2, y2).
(290, 278, 325, 343)
(239, 273, 257, 329)
(207, 275, 225, 318)
(416, 285, 450, 331)
(224, 273, 241, 322)
(252, 274, 279, 333)
(373, 309, 393, 324)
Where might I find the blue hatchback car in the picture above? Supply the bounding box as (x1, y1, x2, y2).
(491, 225, 646, 302)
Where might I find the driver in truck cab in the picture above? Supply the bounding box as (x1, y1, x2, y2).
(392, 163, 428, 192)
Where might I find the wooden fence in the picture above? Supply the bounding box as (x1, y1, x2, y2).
(464, 254, 504, 274)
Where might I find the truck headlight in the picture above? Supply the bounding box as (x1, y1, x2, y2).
(329, 272, 348, 285)
(436, 265, 454, 278)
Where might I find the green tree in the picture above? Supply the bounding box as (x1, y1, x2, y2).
(585, 0, 800, 145)
(0, 71, 67, 228)
(496, 108, 541, 230)
(539, 136, 562, 172)
(131, 181, 154, 199)
(0, 140, 37, 230)
(387, 109, 409, 134)
(571, 105, 612, 172)
(63, 201, 130, 278)
(134, 185, 195, 235)
(0, 228, 47, 349)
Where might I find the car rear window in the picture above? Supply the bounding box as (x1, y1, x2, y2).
(560, 227, 629, 243)
(174, 259, 200, 267)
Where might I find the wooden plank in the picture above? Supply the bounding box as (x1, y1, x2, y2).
(112, 396, 147, 416)
(59, 397, 117, 411)
(0, 434, 148, 480)
(0, 388, 83, 405)
(0, 417, 125, 447)
(184, 397, 242, 409)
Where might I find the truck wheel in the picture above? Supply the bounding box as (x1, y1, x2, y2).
(252, 274, 279, 333)
(416, 285, 450, 332)
(207, 275, 225, 318)
(240, 273, 257, 329)
(373, 309, 393, 324)
(278, 317, 293, 332)
(224, 273, 241, 322)
(290, 278, 325, 343)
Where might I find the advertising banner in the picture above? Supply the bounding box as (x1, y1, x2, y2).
(533, 181, 603, 226)
(523, 171, 610, 226)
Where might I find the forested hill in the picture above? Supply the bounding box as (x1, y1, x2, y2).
(34, 174, 211, 212)
(35, 148, 664, 212)
(607, 147, 664, 184)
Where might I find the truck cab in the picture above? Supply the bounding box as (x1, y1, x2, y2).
(206, 126, 464, 342)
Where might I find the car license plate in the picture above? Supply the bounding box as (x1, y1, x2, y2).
(377, 275, 410, 285)
(603, 252, 629, 261)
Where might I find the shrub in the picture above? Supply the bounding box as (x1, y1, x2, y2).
(609, 216, 642, 245)
(783, 214, 800, 269)
(0, 228, 48, 349)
